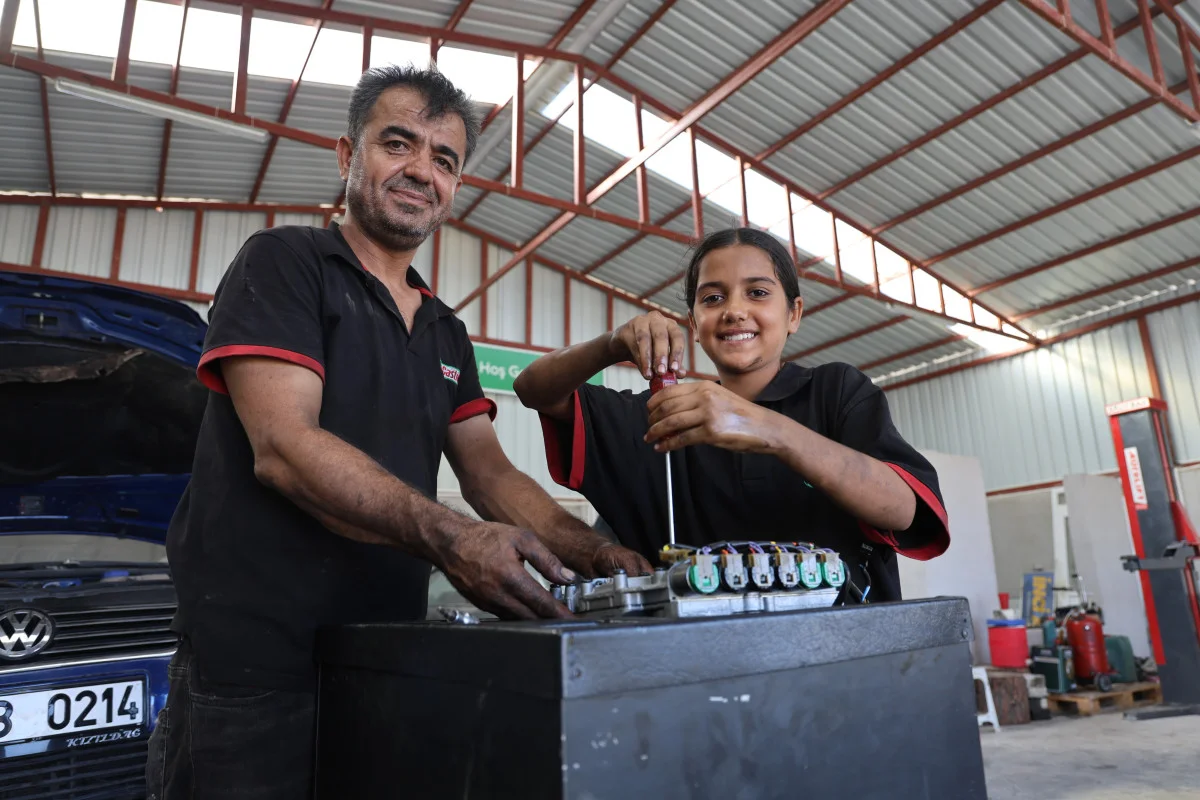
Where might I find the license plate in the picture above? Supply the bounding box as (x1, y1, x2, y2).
(0, 679, 145, 745)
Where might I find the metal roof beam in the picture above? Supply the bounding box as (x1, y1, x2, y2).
(756, 0, 1004, 163)
(1013, 0, 1199, 122)
(466, 0, 601, 144)
(156, 0, 189, 202)
(875, 78, 1190, 235)
(785, 317, 907, 363)
(814, 1, 1182, 202)
(1011, 254, 1200, 322)
(112, 0, 137, 85)
(1150, 0, 1200, 112)
(0, 0, 18, 55)
(442, 0, 476, 36)
(857, 333, 966, 372)
(924, 143, 1200, 268)
(196, 0, 590, 63)
(584, 0, 853, 205)
(968, 204, 1200, 297)
(249, 0, 333, 205)
(452, 0, 853, 316)
(0, 193, 340, 213)
(32, 0, 55, 197)
(880, 290, 1199, 392)
(456, 0, 609, 218)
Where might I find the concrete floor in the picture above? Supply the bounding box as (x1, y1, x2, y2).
(981, 712, 1200, 799)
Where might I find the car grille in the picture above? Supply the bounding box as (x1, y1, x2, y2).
(0, 739, 147, 799)
(43, 604, 177, 663)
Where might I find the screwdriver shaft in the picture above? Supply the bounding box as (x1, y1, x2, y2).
(666, 453, 675, 547)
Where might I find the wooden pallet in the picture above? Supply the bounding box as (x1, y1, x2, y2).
(1047, 682, 1162, 716)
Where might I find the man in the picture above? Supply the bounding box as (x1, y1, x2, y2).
(147, 65, 650, 799)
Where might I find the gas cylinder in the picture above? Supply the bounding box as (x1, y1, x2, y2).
(1066, 612, 1112, 689)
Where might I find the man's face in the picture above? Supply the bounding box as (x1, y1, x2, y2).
(338, 86, 466, 251)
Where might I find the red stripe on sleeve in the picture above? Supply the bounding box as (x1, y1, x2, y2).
(197, 345, 325, 394)
(882, 463, 950, 561)
(450, 397, 498, 424)
(538, 391, 585, 491)
(859, 465, 951, 561)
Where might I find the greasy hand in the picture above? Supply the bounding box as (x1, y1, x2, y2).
(608, 311, 687, 380)
(590, 542, 654, 578)
(435, 521, 574, 620)
(645, 382, 778, 454)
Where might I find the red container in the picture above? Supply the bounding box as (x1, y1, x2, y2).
(998, 592, 1010, 610)
(987, 620, 1028, 669)
(1066, 613, 1110, 681)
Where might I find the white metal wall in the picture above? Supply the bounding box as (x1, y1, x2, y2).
(121, 209, 193, 289)
(887, 300, 1200, 491)
(0, 204, 38, 263)
(1149, 303, 1200, 464)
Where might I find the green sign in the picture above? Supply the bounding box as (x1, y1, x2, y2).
(473, 342, 603, 395)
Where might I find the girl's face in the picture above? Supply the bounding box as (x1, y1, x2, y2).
(689, 244, 803, 377)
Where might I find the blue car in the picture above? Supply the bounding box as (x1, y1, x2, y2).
(0, 271, 206, 799)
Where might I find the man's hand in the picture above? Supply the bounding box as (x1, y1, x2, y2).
(445, 414, 652, 586)
(609, 311, 687, 380)
(590, 542, 654, 577)
(434, 521, 575, 620)
(645, 381, 780, 454)
(222, 357, 578, 620)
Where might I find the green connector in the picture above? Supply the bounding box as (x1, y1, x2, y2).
(687, 560, 720, 594)
(821, 557, 846, 588)
(799, 554, 823, 589)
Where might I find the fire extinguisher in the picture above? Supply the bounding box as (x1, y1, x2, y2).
(1064, 608, 1114, 692)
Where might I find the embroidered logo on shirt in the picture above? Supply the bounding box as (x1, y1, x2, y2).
(441, 363, 460, 385)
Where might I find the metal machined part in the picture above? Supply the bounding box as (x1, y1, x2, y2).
(551, 560, 838, 620)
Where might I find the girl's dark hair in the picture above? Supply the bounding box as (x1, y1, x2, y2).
(682, 228, 802, 309)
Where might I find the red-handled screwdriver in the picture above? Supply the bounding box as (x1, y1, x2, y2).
(650, 371, 678, 547)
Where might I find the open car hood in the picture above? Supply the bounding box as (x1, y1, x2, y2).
(0, 271, 208, 544)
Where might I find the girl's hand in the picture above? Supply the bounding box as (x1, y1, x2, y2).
(608, 311, 687, 379)
(644, 382, 778, 454)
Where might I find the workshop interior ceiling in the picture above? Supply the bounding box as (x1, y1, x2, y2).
(2, 0, 1199, 382)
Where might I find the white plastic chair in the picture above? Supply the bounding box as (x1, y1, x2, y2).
(974, 666, 1000, 731)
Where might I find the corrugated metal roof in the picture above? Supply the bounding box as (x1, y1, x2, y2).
(44, 54, 168, 197)
(0, 65, 50, 193)
(1, 0, 1198, 374)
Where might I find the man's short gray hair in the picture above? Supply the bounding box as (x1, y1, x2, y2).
(347, 64, 482, 168)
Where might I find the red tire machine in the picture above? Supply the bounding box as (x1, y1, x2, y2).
(1107, 397, 1200, 719)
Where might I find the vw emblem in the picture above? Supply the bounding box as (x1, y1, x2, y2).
(0, 608, 54, 660)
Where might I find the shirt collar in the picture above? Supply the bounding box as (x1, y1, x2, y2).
(754, 361, 813, 402)
(322, 221, 454, 317)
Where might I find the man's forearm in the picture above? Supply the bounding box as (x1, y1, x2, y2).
(256, 425, 469, 558)
(461, 467, 612, 576)
(513, 334, 616, 416)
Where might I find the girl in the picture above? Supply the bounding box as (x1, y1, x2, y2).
(513, 228, 948, 602)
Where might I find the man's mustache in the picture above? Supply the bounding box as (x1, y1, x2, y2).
(384, 178, 435, 202)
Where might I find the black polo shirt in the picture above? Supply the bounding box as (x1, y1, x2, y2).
(166, 223, 495, 690)
(539, 362, 948, 602)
